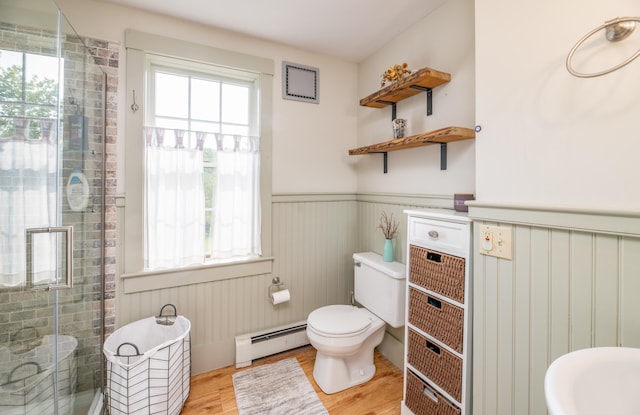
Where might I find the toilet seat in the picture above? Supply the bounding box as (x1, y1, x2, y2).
(307, 305, 372, 337)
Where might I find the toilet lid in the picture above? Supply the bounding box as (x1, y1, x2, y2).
(307, 305, 372, 336)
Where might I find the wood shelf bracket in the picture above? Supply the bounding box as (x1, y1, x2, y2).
(376, 101, 397, 120)
(410, 86, 433, 116)
(376, 86, 433, 120)
(381, 143, 447, 173)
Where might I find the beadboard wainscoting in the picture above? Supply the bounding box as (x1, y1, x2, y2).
(114, 193, 452, 373)
(469, 202, 640, 415)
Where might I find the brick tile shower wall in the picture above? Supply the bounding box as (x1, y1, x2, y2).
(0, 22, 118, 393)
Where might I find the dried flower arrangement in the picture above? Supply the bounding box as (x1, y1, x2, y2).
(380, 62, 412, 87)
(377, 211, 400, 240)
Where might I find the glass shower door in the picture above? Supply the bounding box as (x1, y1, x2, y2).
(0, 2, 106, 414)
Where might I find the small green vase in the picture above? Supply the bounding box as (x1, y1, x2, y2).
(383, 239, 394, 262)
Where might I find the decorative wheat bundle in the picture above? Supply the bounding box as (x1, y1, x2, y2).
(377, 211, 399, 240)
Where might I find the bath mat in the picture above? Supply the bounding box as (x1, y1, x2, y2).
(232, 357, 328, 415)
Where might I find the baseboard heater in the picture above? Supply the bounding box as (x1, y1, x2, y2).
(235, 320, 309, 368)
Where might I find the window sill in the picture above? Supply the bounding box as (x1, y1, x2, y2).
(120, 256, 274, 294)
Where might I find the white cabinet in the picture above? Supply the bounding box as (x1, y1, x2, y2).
(401, 210, 472, 415)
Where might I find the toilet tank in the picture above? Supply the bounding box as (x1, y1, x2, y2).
(353, 252, 406, 328)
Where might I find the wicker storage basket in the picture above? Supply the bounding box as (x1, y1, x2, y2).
(409, 245, 465, 303)
(409, 287, 464, 353)
(406, 369, 461, 415)
(408, 328, 462, 402)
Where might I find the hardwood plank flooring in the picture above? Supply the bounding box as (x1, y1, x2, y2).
(181, 345, 404, 414)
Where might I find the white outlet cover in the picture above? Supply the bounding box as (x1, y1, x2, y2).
(479, 224, 513, 260)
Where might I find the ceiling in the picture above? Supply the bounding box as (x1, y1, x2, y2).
(94, 0, 446, 62)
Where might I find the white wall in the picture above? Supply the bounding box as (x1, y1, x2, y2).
(356, 0, 476, 197)
(472, 1, 640, 414)
(475, 0, 640, 210)
(56, 0, 359, 194)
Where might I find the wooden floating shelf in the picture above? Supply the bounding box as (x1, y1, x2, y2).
(360, 67, 451, 109)
(348, 126, 475, 155)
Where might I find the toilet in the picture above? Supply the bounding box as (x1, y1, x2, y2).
(306, 252, 406, 394)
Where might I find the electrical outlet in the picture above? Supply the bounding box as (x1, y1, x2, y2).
(479, 225, 513, 260)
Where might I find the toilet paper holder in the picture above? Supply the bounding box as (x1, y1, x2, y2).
(268, 277, 284, 299)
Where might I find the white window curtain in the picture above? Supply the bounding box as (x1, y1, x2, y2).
(0, 118, 58, 287)
(210, 134, 261, 259)
(145, 127, 205, 269)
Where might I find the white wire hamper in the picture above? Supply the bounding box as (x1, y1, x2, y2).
(104, 304, 191, 415)
(0, 334, 77, 415)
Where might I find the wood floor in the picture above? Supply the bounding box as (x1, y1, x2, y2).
(181, 345, 404, 414)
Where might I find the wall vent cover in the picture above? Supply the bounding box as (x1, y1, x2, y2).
(282, 61, 319, 104)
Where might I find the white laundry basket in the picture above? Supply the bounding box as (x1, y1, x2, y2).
(104, 304, 191, 415)
(0, 334, 77, 415)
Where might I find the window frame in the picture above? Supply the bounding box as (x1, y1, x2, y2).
(146, 57, 259, 136)
(145, 56, 260, 262)
(122, 30, 273, 290)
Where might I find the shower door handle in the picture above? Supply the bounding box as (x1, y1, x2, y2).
(26, 226, 74, 291)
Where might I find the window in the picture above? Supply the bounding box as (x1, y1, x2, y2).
(0, 50, 59, 137)
(0, 50, 60, 287)
(124, 30, 274, 278)
(143, 55, 262, 269)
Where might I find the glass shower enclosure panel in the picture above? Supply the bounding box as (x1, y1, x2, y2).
(0, 1, 106, 414)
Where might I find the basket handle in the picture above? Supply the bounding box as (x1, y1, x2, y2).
(6, 362, 43, 384)
(423, 385, 439, 402)
(427, 296, 442, 309)
(425, 251, 442, 263)
(158, 303, 177, 317)
(115, 342, 141, 357)
(426, 340, 441, 355)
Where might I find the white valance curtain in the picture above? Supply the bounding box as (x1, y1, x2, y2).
(0, 118, 58, 287)
(144, 127, 261, 270)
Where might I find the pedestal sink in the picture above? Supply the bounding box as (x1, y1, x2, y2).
(544, 347, 640, 415)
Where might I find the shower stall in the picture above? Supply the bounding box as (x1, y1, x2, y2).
(1, 0, 107, 413)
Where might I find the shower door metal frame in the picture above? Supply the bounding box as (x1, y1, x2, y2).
(25, 226, 74, 291)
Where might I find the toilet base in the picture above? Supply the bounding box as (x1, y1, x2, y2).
(313, 347, 377, 394)
(307, 305, 387, 394)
